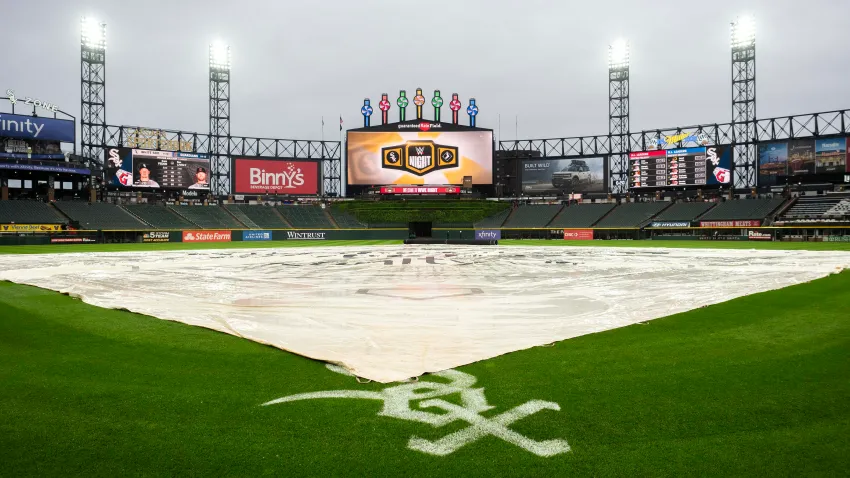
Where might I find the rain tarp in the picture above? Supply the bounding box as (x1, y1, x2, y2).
(1, 245, 848, 382)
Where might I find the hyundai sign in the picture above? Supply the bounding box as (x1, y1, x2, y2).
(0, 113, 75, 143)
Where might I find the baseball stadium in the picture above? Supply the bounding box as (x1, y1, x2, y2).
(2, 7, 850, 477)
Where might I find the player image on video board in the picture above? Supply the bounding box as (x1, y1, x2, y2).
(105, 147, 210, 189)
(521, 157, 607, 194)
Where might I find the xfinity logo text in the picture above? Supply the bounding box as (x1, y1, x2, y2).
(474, 230, 501, 240)
(0, 113, 75, 142)
(0, 115, 45, 138)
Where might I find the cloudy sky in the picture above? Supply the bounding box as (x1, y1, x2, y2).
(3, 0, 849, 145)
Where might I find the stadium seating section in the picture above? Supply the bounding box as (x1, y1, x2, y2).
(825, 198, 850, 217)
(474, 209, 511, 229)
(328, 208, 367, 229)
(549, 203, 615, 228)
(225, 205, 290, 229)
(699, 197, 785, 221)
(222, 205, 261, 229)
(651, 202, 715, 222)
(124, 205, 195, 229)
(502, 205, 563, 228)
(782, 196, 848, 219)
(277, 206, 334, 229)
(168, 205, 245, 229)
(54, 202, 147, 230)
(594, 202, 669, 228)
(0, 200, 66, 224)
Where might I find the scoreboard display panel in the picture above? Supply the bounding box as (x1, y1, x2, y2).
(630, 146, 732, 189)
(105, 147, 211, 190)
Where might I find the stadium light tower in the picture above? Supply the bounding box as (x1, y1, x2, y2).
(608, 39, 630, 194)
(209, 41, 231, 196)
(731, 15, 756, 189)
(80, 17, 107, 164)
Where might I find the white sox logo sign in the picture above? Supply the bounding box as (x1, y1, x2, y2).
(382, 140, 459, 176)
(262, 364, 571, 457)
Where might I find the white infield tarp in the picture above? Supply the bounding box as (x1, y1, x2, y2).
(1, 245, 848, 382)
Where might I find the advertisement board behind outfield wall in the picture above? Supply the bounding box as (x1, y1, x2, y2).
(243, 230, 272, 241)
(474, 230, 501, 240)
(143, 231, 171, 243)
(699, 220, 762, 228)
(563, 229, 594, 240)
(747, 231, 773, 241)
(182, 231, 232, 243)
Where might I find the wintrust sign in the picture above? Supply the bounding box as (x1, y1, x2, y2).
(233, 158, 319, 195)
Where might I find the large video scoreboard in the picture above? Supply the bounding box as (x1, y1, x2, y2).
(629, 146, 732, 189)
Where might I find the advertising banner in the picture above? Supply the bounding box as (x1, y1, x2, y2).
(182, 230, 231, 243)
(758, 143, 788, 186)
(243, 230, 272, 241)
(1, 224, 62, 232)
(474, 230, 501, 240)
(380, 186, 459, 194)
(699, 220, 762, 228)
(142, 231, 172, 243)
(815, 138, 846, 173)
(0, 162, 90, 175)
(50, 236, 96, 244)
(105, 147, 211, 189)
(563, 229, 594, 240)
(747, 231, 773, 241)
(0, 113, 75, 142)
(521, 157, 607, 194)
(232, 158, 319, 195)
(825, 235, 850, 242)
(347, 128, 493, 185)
(283, 231, 327, 240)
(650, 221, 691, 228)
(788, 139, 816, 175)
(1, 138, 64, 160)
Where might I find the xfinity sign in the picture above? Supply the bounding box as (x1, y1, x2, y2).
(475, 230, 501, 240)
(0, 113, 75, 142)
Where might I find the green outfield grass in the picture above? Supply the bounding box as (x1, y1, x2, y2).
(1, 252, 848, 475)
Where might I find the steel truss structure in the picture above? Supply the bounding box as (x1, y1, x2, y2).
(80, 21, 107, 166)
(498, 109, 849, 190)
(94, 125, 342, 194)
(608, 54, 629, 194)
(731, 19, 757, 189)
(80, 39, 341, 196)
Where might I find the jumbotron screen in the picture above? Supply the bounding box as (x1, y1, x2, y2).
(347, 129, 493, 185)
(521, 157, 607, 195)
(629, 146, 732, 189)
(105, 147, 210, 190)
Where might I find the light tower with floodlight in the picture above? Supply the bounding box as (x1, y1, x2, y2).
(608, 39, 630, 194)
(80, 17, 106, 164)
(731, 15, 756, 189)
(209, 42, 231, 196)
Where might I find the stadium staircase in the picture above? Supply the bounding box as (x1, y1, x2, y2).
(225, 205, 290, 229)
(549, 203, 615, 228)
(593, 202, 671, 228)
(328, 208, 367, 229)
(323, 209, 340, 229)
(167, 205, 245, 229)
(0, 200, 67, 225)
(473, 208, 512, 229)
(698, 197, 786, 222)
(651, 202, 716, 222)
(223, 205, 260, 229)
(118, 206, 154, 228)
(277, 205, 335, 229)
(54, 201, 148, 230)
(502, 205, 563, 228)
(124, 204, 196, 229)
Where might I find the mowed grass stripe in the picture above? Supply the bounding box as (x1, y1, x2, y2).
(0, 272, 849, 475)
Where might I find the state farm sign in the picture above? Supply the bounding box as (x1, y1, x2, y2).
(233, 158, 319, 195)
(182, 230, 232, 243)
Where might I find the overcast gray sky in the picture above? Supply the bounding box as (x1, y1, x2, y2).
(3, 0, 849, 144)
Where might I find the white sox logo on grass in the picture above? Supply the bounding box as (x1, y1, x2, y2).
(262, 365, 570, 457)
(382, 140, 459, 176)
